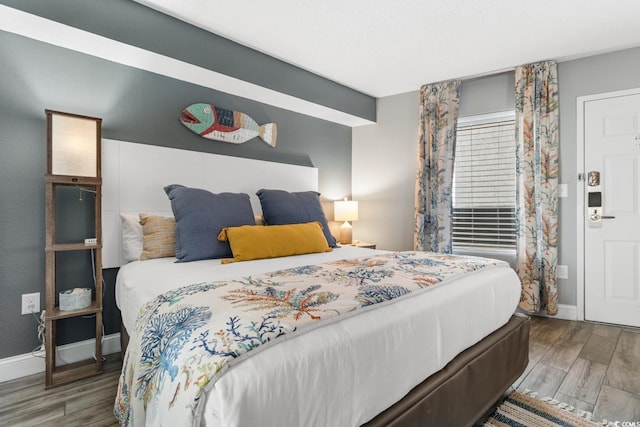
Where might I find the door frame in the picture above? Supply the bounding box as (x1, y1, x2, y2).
(576, 87, 640, 322)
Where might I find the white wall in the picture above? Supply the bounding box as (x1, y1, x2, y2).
(352, 92, 419, 250)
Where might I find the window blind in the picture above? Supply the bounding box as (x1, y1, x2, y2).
(452, 116, 516, 250)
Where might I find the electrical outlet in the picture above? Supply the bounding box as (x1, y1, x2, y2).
(22, 292, 40, 315)
(84, 237, 97, 246)
(556, 265, 568, 279)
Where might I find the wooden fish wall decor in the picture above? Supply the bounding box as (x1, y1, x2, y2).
(179, 103, 277, 147)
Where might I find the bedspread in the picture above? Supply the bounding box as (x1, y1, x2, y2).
(114, 251, 506, 426)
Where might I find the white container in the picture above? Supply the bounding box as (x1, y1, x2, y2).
(59, 288, 92, 311)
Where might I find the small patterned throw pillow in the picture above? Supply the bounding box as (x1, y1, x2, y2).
(139, 214, 176, 260)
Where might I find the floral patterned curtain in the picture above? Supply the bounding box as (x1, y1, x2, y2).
(515, 61, 559, 315)
(414, 80, 461, 253)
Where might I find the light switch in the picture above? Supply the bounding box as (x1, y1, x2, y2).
(558, 184, 568, 198)
(556, 265, 568, 279)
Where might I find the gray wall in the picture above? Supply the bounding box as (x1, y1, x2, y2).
(353, 47, 640, 310)
(0, 2, 374, 358)
(0, 0, 375, 122)
(459, 72, 515, 117)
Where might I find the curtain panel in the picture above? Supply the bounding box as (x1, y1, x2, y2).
(514, 61, 559, 315)
(414, 80, 461, 253)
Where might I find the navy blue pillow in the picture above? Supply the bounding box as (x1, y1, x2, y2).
(164, 185, 255, 262)
(256, 189, 337, 247)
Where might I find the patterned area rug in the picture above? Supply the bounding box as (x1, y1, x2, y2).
(484, 390, 603, 427)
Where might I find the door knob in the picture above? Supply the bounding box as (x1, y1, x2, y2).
(589, 213, 615, 221)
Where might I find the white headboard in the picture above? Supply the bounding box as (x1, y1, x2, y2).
(102, 139, 318, 268)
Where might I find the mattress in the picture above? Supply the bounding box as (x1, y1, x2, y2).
(115, 247, 520, 426)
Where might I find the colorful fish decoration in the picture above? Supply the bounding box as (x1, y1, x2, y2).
(180, 103, 277, 147)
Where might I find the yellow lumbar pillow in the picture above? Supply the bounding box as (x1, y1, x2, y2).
(217, 221, 332, 262)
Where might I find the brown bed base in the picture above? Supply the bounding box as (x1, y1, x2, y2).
(119, 314, 529, 426)
(364, 313, 530, 427)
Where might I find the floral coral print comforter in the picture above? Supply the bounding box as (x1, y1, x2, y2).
(114, 251, 505, 426)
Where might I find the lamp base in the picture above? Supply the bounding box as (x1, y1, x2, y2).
(339, 222, 353, 245)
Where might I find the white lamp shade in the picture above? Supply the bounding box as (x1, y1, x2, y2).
(334, 200, 358, 222)
(48, 110, 101, 178)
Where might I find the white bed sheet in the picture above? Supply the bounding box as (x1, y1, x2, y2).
(116, 247, 520, 426)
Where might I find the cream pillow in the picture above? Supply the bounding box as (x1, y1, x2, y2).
(120, 213, 143, 262)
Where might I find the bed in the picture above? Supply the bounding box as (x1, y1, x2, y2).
(104, 140, 529, 426)
(114, 246, 527, 426)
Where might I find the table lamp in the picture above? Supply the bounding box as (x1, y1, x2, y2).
(334, 198, 358, 244)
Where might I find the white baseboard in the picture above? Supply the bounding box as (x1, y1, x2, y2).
(525, 304, 578, 321)
(0, 333, 121, 383)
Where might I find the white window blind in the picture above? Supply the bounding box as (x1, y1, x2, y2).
(452, 114, 516, 250)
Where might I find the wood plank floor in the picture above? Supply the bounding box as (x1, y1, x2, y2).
(514, 316, 640, 422)
(1, 316, 638, 426)
(0, 354, 121, 427)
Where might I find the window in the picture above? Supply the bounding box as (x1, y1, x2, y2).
(452, 112, 516, 251)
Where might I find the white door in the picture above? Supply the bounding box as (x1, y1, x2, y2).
(583, 91, 640, 327)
